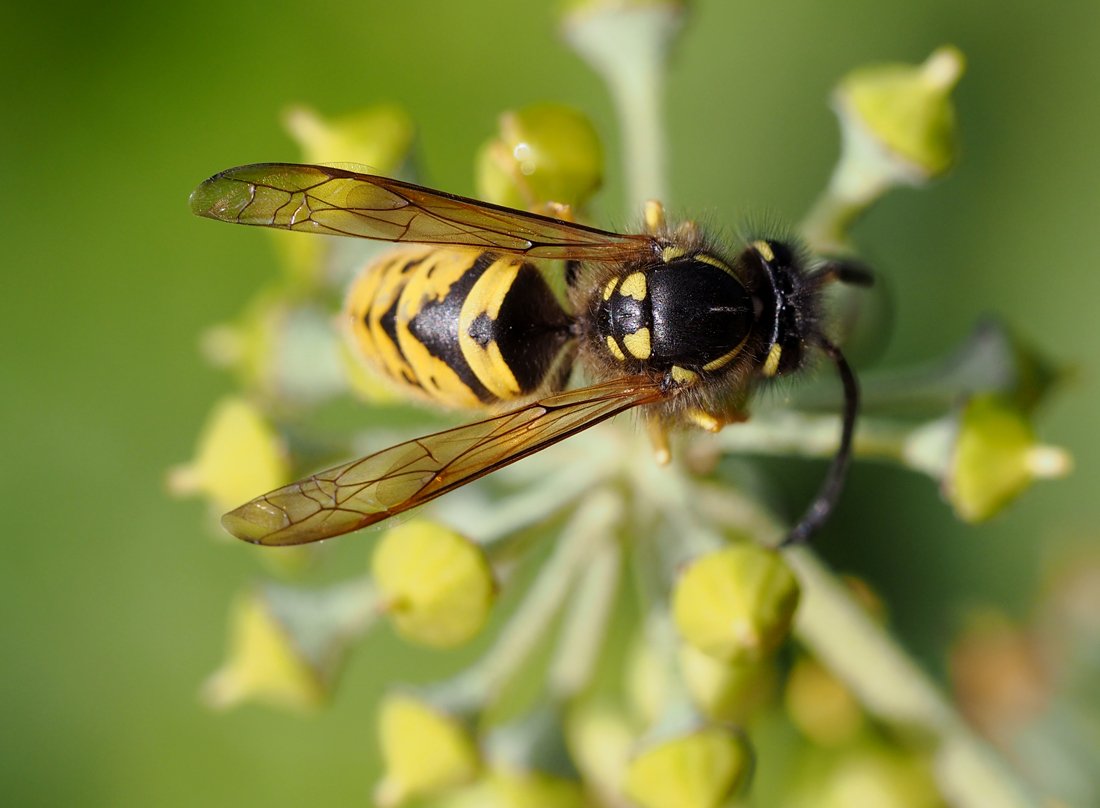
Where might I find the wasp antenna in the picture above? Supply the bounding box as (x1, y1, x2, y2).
(780, 338, 859, 547)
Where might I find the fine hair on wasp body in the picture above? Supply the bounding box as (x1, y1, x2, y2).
(190, 163, 870, 548)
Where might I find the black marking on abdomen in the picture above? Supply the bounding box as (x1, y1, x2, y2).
(406, 253, 497, 402)
(492, 263, 572, 393)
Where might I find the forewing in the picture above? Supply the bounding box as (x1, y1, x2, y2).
(191, 162, 657, 261)
(222, 376, 666, 546)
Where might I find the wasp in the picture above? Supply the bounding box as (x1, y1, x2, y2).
(190, 163, 871, 547)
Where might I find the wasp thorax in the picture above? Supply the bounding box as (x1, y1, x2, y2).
(595, 255, 755, 371)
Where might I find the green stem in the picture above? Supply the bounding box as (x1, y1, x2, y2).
(434, 456, 617, 550)
(787, 547, 1040, 808)
(548, 537, 622, 699)
(710, 410, 955, 480)
(457, 490, 623, 702)
(563, 5, 682, 208)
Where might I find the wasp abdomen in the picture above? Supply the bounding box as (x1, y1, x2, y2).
(346, 247, 572, 409)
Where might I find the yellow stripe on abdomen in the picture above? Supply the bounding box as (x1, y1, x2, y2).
(344, 246, 571, 410)
(458, 259, 525, 401)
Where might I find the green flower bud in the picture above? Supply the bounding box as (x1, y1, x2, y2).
(201, 581, 374, 713)
(283, 103, 415, 174)
(679, 644, 774, 724)
(626, 633, 668, 726)
(375, 691, 481, 805)
(429, 772, 587, 808)
(625, 725, 752, 808)
(167, 396, 289, 513)
(373, 520, 497, 648)
(201, 589, 326, 712)
(274, 104, 413, 285)
(804, 47, 966, 251)
(475, 104, 603, 211)
(482, 769, 587, 808)
(786, 744, 939, 808)
(566, 703, 633, 804)
(672, 544, 800, 663)
(785, 656, 863, 747)
(837, 45, 965, 182)
(946, 394, 1071, 522)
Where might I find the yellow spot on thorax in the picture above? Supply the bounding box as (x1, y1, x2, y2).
(602, 277, 619, 300)
(618, 272, 647, 301)
(606, 336, 626, 361)
(623, 327, 652, 360)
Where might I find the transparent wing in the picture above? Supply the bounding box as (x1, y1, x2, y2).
(222, 376, 666, 546)
(191, 162, 657, 261)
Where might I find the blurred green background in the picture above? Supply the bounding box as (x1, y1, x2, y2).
(4, 1, 1098, 805)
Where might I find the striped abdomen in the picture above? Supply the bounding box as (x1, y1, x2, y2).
(345, 246, 573, 409)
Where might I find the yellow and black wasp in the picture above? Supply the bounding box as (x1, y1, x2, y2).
(190, 163, 871, 547)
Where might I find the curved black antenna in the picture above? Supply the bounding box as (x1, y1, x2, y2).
(780, 338, 859, 546)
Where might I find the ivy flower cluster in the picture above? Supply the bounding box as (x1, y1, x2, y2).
(172, 3, 1069, 806)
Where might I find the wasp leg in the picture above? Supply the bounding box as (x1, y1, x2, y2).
(647, 415, 672, 465)
(644, 200, 666, 234)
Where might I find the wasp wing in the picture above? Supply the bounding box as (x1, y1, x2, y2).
(222, 376, 666, 546)
(191, 162, 657, 261)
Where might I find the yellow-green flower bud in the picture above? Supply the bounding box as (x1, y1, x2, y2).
(483, 769, 587, 808)
(566, 703, 633, 803)
(283, 103, 415, 174)
(837, 45, 965, 182)
(202, 581, 373, 712)
(679, 644, 774, 724)
(624, 725, 752, 808)
(805, 47, 966, 252)
(167, 396, 289, 513)
(276, 104, 413, 284)
(475, 104, 603, 211)
(785, 744, 939, 808)
(375, 692, 481, 805)
(373, 520, 496, 648)
(784, 656, 863, 747)
(946, 394, 1071, 522)
(201, 589, 326, 712)
(672, 544, 800, 663)
(626, 633, 668, 726)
